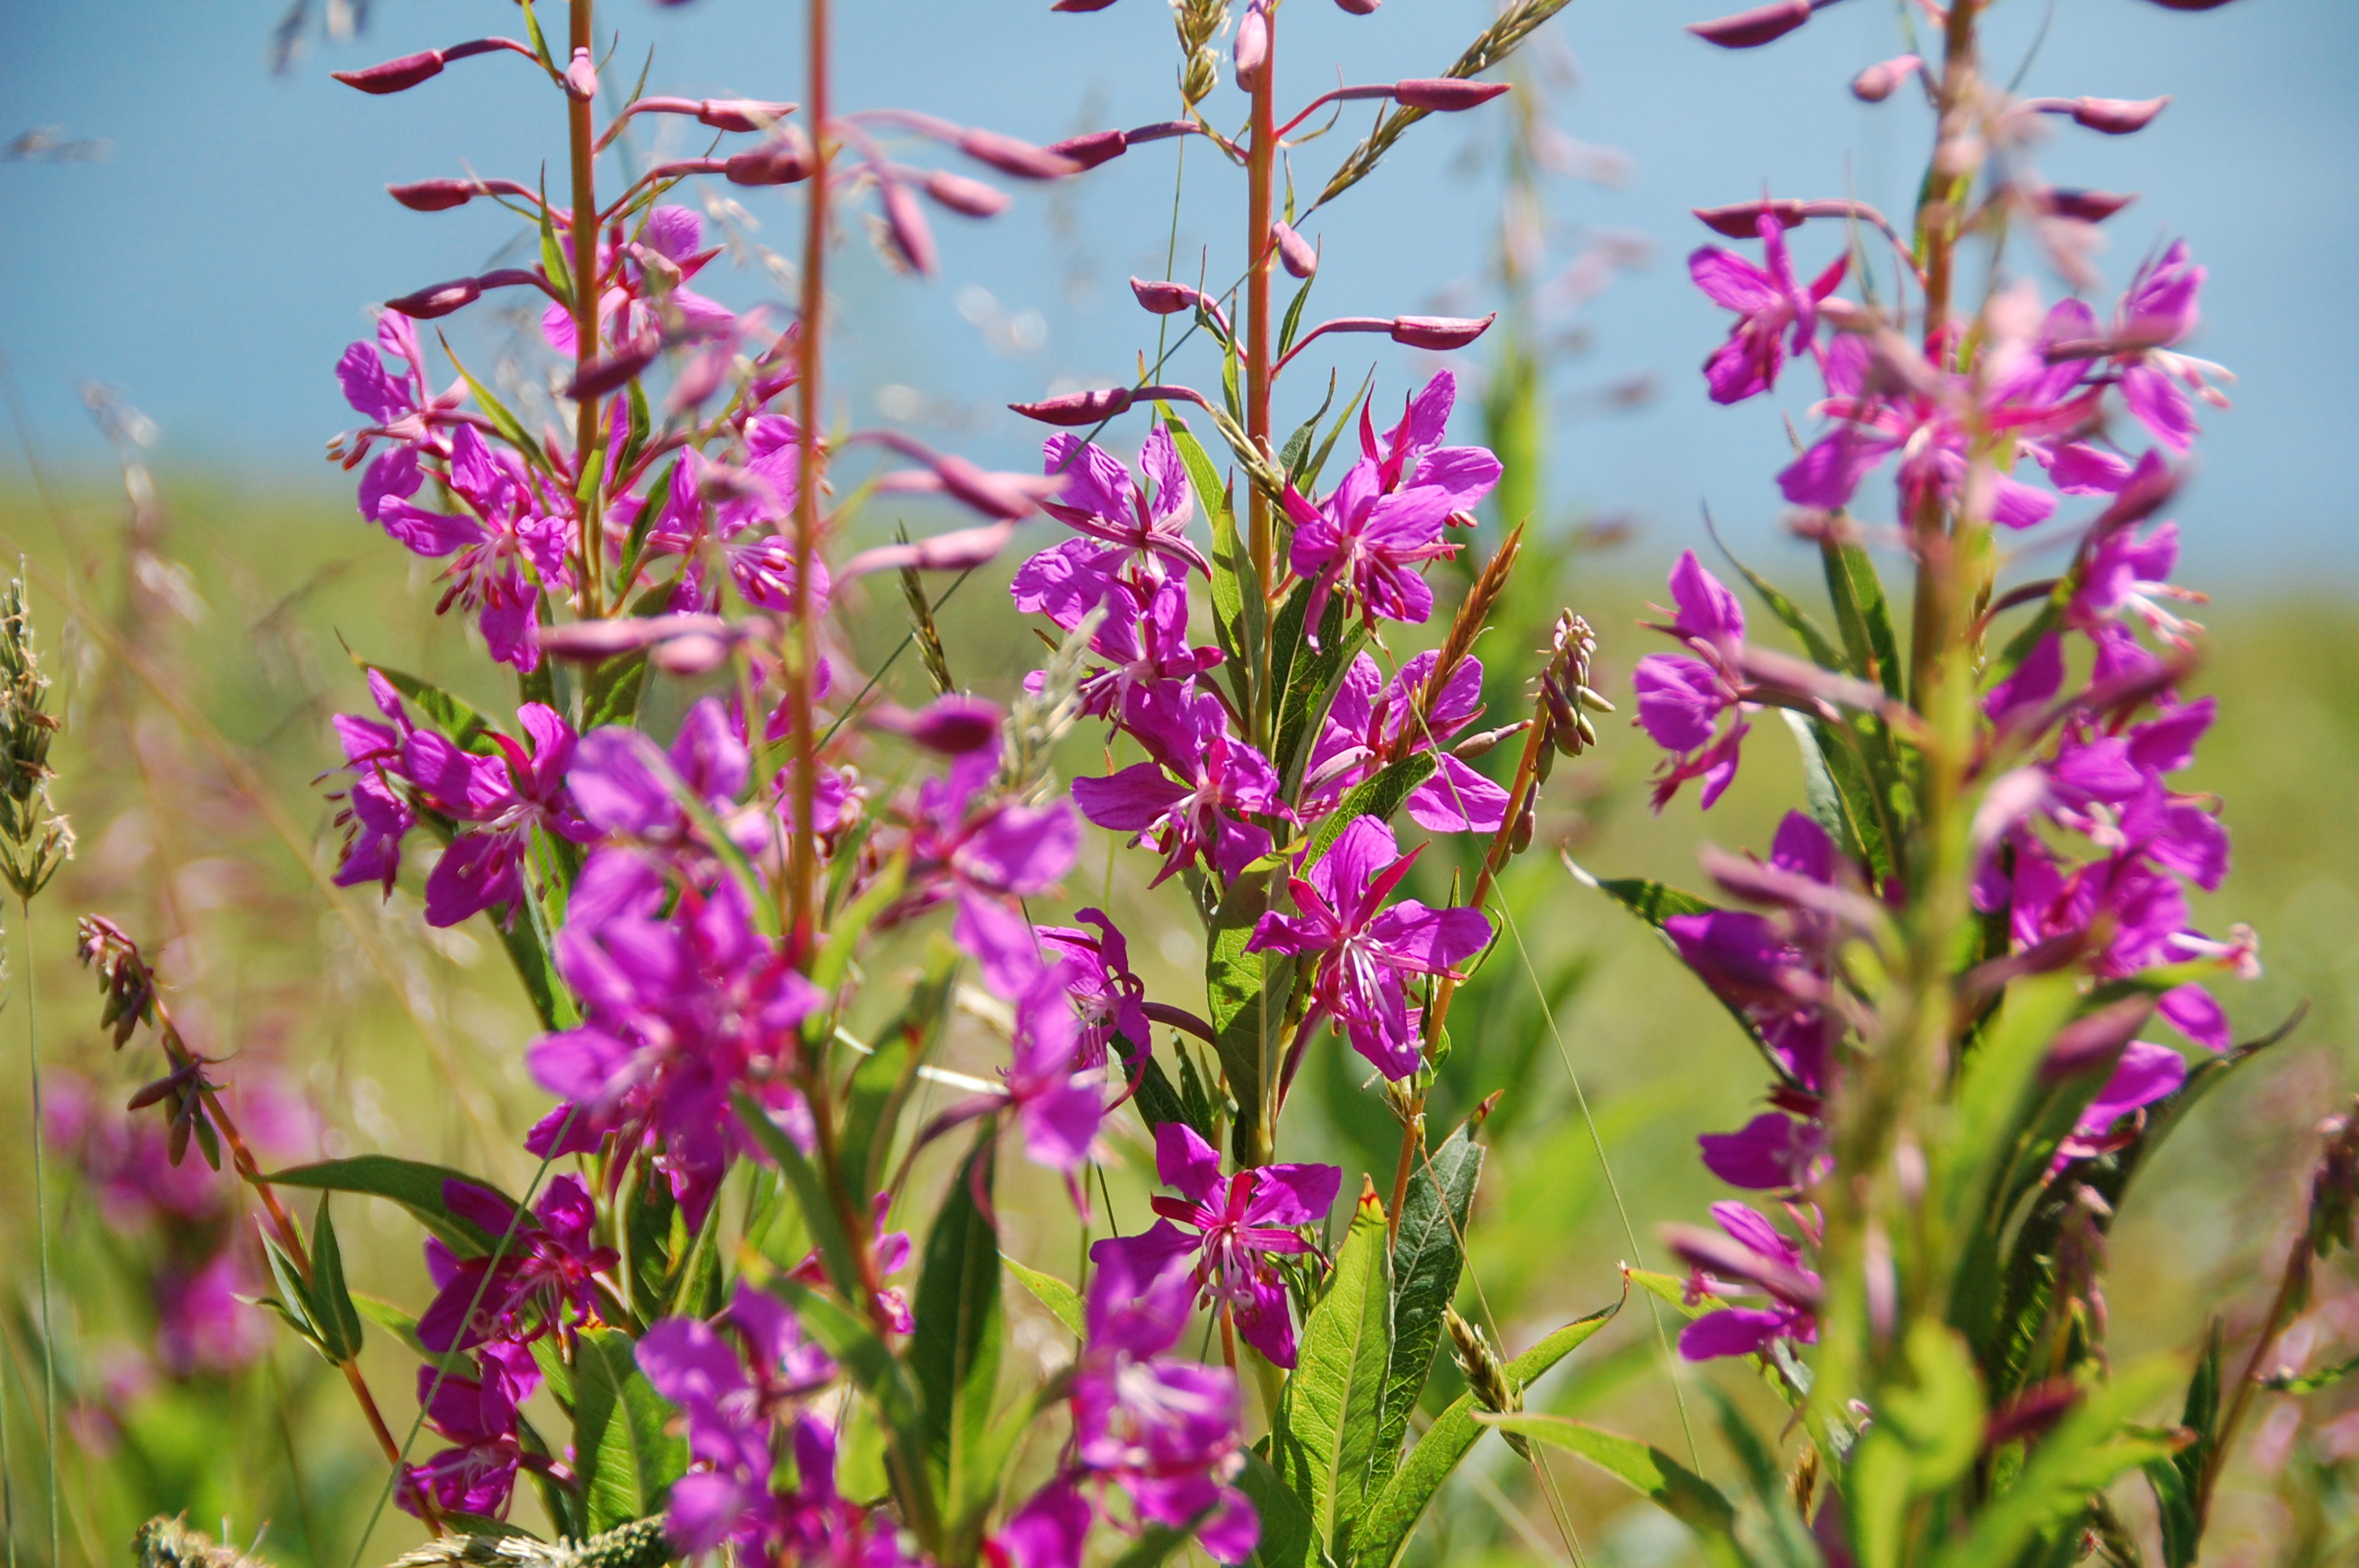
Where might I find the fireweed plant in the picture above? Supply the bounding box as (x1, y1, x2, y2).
(85, 1, 2354, 1566)
(78, 1, 1659, 1565)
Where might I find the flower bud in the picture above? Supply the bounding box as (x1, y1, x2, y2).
(387, 178, 479, 212)
(565, 333, 662, 401)
(1849, 53, 1920, 103)
(1273, 221, 1318, 279)
(1130, 278, 1194, 314)
(1009, 387, 1137, 426)
(333, 49, 445, 94)
(1692, 198, 1808, 238)
(386, 277, 482, 319)
(879, 180, 938, 275)
(2045, 187, 2136, 223)
(1390, 313, 1496, 350)
(1045, 129, 1128, 171)
(1051, 0, 1121, 10)
(1336, 0, 1380, 12)
(925, 170, 1011, 217)
(958, 128, 1081, 180)
(565, 46, 599, 101)
(725, 130, 814, 186)
(1509, 790, 1537, 854)
(2070, 95, 2170, 135)
(697, 98, 797, 132)
(1685, 0, 1813, 49)
(1234, 5, 1270, 89)
(1390, 78, 1513, 112)
(867, 695, 1004, 755)
(2143, 0, 2238, 9)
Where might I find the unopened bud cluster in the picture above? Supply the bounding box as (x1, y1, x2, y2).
(0, 574, 71, 901)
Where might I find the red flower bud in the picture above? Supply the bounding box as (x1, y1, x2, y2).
(1390, 313, 1496, 350)
(880, 180, 939, 275)
(725, 131, 814, 186)
(1336, 0, 1381, 12)
(333, 49, 445, 94)
(386, 277, 482, 319)
(387, 178, 478, 212)
(2142, 0, 2238, 8)
(1051, 0, 1121, 9)
(1390, 78, 1512, 111)
(1130, 278, 1195, 314)
(1692, 198, 1808, 238)
(1045, 129, 1128, 171)
(1685, 0, 1813, 49)
(1849, 53, 1921, 103)
(1009, 387, 1137, 426)
(925, 170, 1011, 218)
(2044, 187, 2137, 223)
(958, 129, 1080, 180)
(565, 333, 662, 401)
(2069, 95, 2170, 135)
(697, 98, 796, 132)
(1273, 221, 1318, 279)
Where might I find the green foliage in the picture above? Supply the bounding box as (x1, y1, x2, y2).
(572, 1327, 687, 1537)
(263, 1156, 515, 1258)
(1478, 1413, 1743, 1567)
(911, 1131, 1009, 1553)
(1270, 1184, 1395, 1561)
(1372, 1116, 1486, 1484)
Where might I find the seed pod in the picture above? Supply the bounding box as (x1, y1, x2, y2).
(1533, 740, 1556, 782)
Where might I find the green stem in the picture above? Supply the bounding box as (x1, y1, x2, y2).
(20, 900, 56, 1568)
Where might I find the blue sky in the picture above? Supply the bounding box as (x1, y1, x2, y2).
(2, 0, 2353, 582)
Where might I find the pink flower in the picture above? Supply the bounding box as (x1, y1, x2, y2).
(1072, 688, 1287, 885)
(1688, 212, 1846, 404)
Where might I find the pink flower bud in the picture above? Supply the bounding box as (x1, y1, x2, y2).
(565, 333, 661, 401)
(1692, 198, 1808, 238)
(1234, 6, 1270, 89)
(1849, 53, 1921, 103)
(843, 521, 1018, 575)
(333, 49, 445, 94)
(697, 98, 796, 132)
(1051, 0, 1121, 10)
(1336, 0, 1381, 12)
(866, 696, 1004, 755)
(1130, 278, 1194, 314)
(2142, 0, 2238, 9)
(1390, 313, 1496, 350)
(2044, 187, 2136, 223)
(2070, 96, 2170, 135)
(879, 180, 939, 276)
(1009, 387, 1137, 426)
(565, 47, 599, 101)
(958, 129, 1080, 180)
(1685, 0, 1813, 49)
(1045, 129, 1128, 170)
(925, 170, 1011, 217)
(1273, 221, 1318, 279)
(385, 277, 482, 319)
(725, 131, 813, 186)
(1390, 78, 1512, 111)
(387, 179, 479, 212)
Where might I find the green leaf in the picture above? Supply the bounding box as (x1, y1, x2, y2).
(736, 1087, 863, 1305)
(1848, 1323, 1987, 1568)
(1564, 860, 1788, 1076)
(2149, 1320, 2223, 1568)
(581, 649, 649, 737)
(442, 336, 551, 472)
(1003, 1255, 1085, 1339)
(1925, 1359, 2185, 1568)
(1278, 276, 1318, 361)
(572, 1327, 688, 1536)
(1271, 1183, 1394, 1559)
(1169, 414, 1261, 721)
(812, 855, 908, 998)
(838, 941, 955, 1196)
(1306, 754, 1438, 869)
(1270, 586, 1365, 788)
(1372, 1118, 1485, 1488)
(263, 1156, 514, 1258)
(1477, 1414, 1743, 1568)
(539, 194, 576, 307)
(911, 1130, 1007, 1546)
(1717, 532, 1845, 672)
(1350, 1306, 1617, 1568)
(622, 376, 652, 476)
(359, 661, 496, 754)
(1820, 537, 1903, 702)
(1207, 865, 1288, 1167)
(257, 1231, 326, 1358)
(1300, 374, 1372, 495)
(1278, 371, 1339, 481)
(307, 1196, 366, 1363)
(1241, 1446, 1318, 1568)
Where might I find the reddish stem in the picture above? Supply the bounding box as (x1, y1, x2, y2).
(787, 0, 831, 954)
(568, 0, 603, 619)
(1245, 14, 1278, 633)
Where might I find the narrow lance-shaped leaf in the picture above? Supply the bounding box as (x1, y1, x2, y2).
(1474, 1414, 1743, 1568)
(1348, 1305, 1619, 1568)
(264, 1156, 515, 1258)
(1371, 1117, 1485, 1490)
(574, 1326, 689, 1536)
(910, 1127, 1007, 1548)
(1270, 1180, 1394, 1559)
